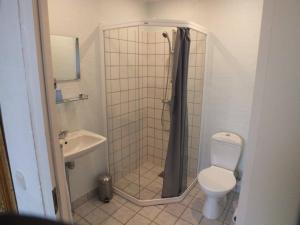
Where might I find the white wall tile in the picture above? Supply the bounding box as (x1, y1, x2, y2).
(111, 53, 119, 65)
(128, 54, 136, 66)
(155, 43, 165, 54)
(119, 28, 128, 40)
(111, 80, 120, 92)
(120, 53, 127, 66)
(120, 40, 127, 53)
(110, 39, 119, 52)
(155, 55, 164, 66)
(120, 79, 129, 91)
(111, 66, 119, 79)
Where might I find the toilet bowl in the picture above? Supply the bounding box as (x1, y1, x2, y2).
(198, 132, 242, 219)
(198, 166, 236, 219)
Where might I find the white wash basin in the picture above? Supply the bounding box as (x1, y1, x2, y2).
(60, 129, 106, 162)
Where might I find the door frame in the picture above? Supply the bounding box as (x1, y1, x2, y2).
(0, 115, 17, 212)
(34, 0, 73, 221)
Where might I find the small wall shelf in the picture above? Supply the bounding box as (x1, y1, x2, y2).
(56, 93, 88, 104)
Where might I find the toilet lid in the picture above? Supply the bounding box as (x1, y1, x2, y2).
(198, 166, 236, 193)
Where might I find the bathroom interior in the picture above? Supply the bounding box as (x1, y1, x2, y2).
(47, 0, 263, 224)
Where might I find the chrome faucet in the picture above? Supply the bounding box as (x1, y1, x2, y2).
(58, 130, 68, 139)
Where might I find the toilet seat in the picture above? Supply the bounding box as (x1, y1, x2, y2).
(198, 166, 236, 196)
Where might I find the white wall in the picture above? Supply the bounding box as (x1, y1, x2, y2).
(47, 0, 147, 201)
(238, 0, 300, 224)
(147, 0, 263, 173)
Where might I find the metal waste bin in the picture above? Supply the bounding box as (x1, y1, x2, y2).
(98, 174, 113, 203)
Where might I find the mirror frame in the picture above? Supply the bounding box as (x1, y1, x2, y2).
(74, 37, 80, 81)
(52, 35, 81, 82)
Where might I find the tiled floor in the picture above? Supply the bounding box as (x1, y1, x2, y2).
(114, 161, 195, 200)
(73, 184, 238, 225)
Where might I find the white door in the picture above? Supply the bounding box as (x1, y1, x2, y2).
(0, 0, 72, 221)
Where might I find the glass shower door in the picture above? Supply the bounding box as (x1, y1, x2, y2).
(104, 24, 207, 201)
(186, 30, 207, 185)
(104, 26, 141, 198)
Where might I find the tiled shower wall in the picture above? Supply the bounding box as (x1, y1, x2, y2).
(104, 27, 206, 185)
(104, 27, 143, 183)
(139, 27, 175, 168)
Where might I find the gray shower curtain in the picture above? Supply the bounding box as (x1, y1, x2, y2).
(162, 28, 190, 198)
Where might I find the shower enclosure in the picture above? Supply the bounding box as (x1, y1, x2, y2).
(102, 20, 207, 205)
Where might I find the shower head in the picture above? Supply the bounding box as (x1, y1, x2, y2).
(162, 32, 173, 54)
(162, 32, 169, 38)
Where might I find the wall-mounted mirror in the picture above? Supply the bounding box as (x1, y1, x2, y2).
(50, 35, 80, 82)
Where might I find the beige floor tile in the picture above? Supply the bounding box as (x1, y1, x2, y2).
(127, 214, 151, 225)
(131, 169, 139, 175)
(77, 218, 90, 225)
(143, 170, 159, 180)
(125, 173, 139, 183)
(164, 203, 186, 217)
(85, 208, 109, 225)
(115, 178, 131, 189)
(72, 195, 88, 209)
(89, 197, 104, 208)
(143, 162, 155, 170)
(156, 204, 167, 210)
(194, 190, 205, 202)
(138, 205, 162, 220)
(154, 193, 162, 199)
(113, 194, 128, 204)
(150, 166, 164, 174)
(152, 177, 163, 186)
(124, 183, 139, 196)
(74, 201, 97, 217)
(72, 213, 82, 223)
(146, 181, 162, 193)
(181, 208, 202, 225)
(112, 205, 136, 223)
(140, 188, 156, 200)
(189, 196, 204, 212)
(140, 176, 154, 187)
(101, 217, 123, 225)
(154, 211, 177, 225)
(199, 217, 222, 225)
(140, 166, 150, 174)
(123, 201, 142, 212)
(188, 186, 200, 197)
(100, 200, 122, 215)
(181, 195, 193, 206)
(175, 219, 193, 225)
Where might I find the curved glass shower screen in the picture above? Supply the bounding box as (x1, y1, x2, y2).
(103, 24, 206, 203)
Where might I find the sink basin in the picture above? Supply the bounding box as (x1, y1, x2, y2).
(60, 129, 106, 162)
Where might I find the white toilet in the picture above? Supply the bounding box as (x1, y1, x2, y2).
(198, 132, 242, 219)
